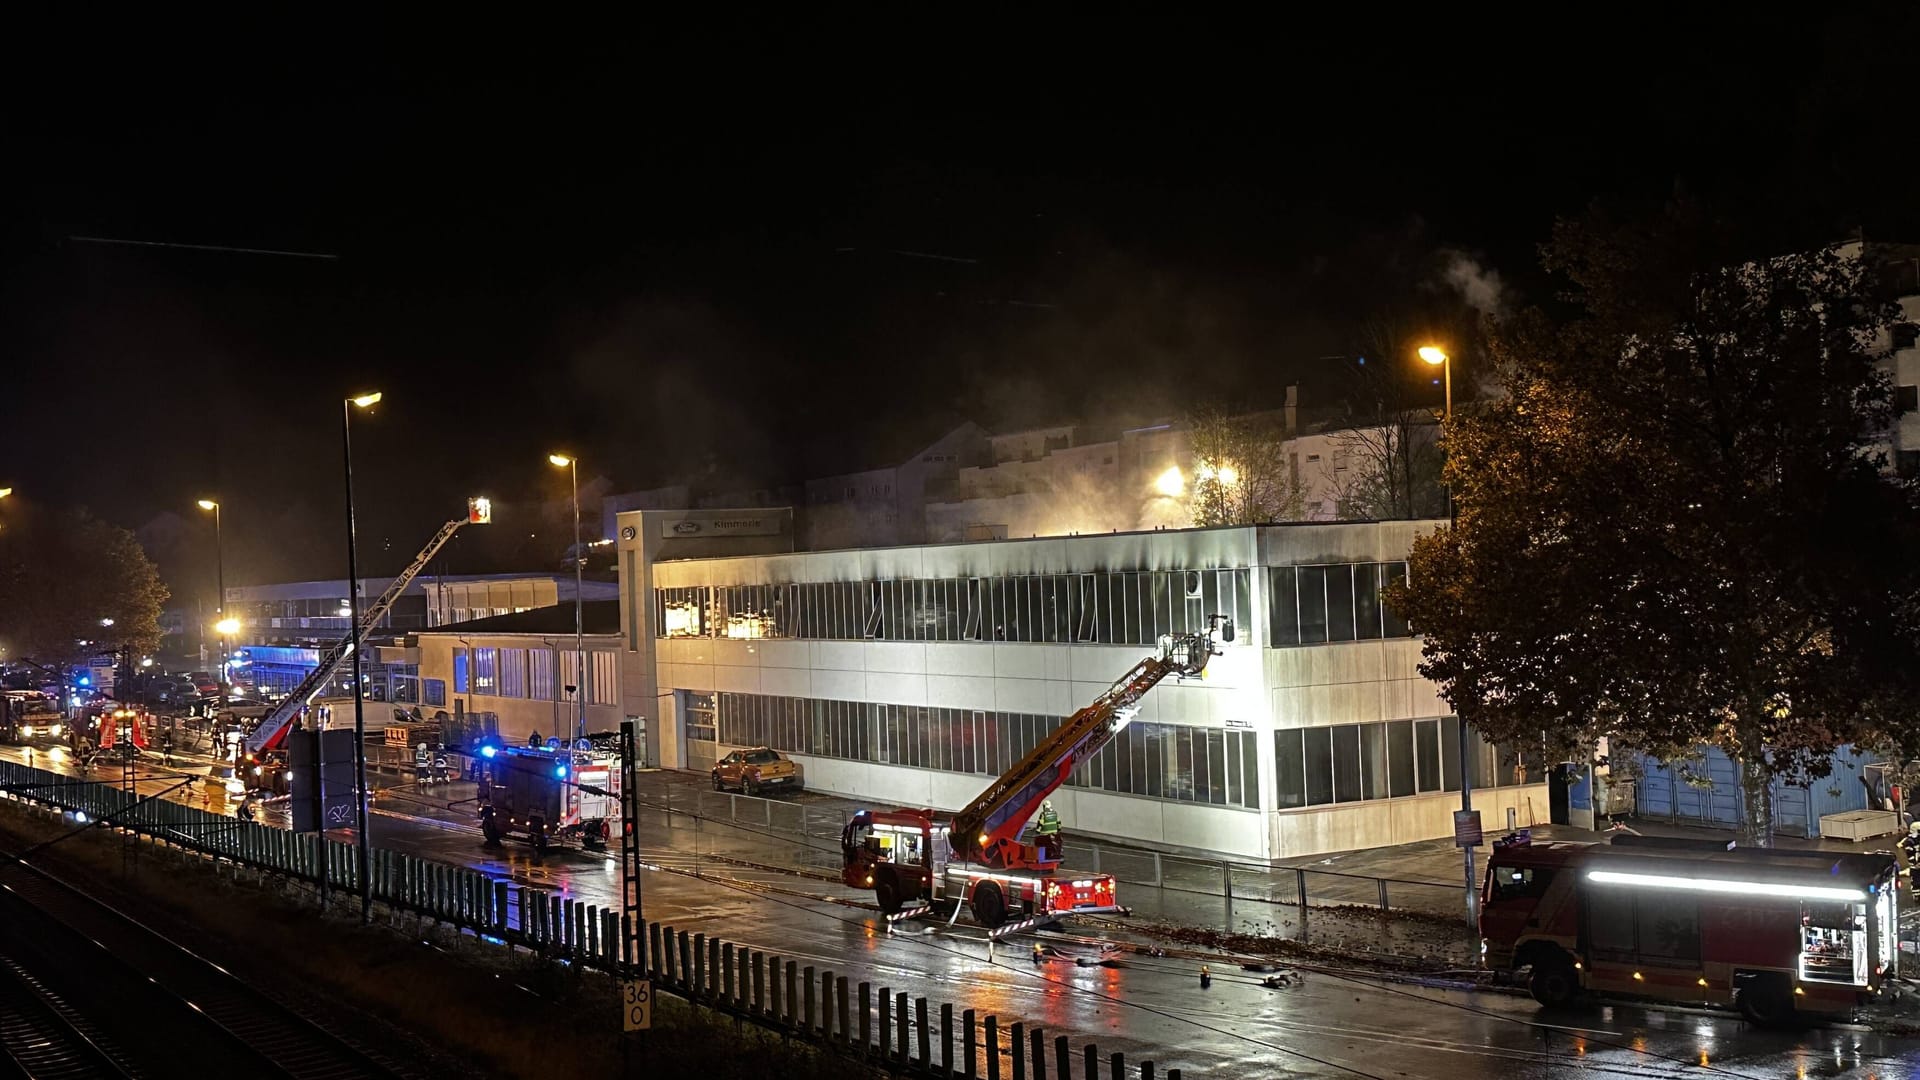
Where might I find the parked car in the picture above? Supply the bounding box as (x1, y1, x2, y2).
(711, 747, 803, 795)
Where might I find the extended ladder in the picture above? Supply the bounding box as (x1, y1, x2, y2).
(948, 616, 1228, 867)
(244, 504, 487, 755)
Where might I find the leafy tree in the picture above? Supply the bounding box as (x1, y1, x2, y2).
(1389, 206, 1920, 846)
(0, 501, 170, 671)
(1186, 407, 1304, 526)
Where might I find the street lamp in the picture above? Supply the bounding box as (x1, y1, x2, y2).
(344, 390, 380, 923)
(549, 453, 584, 742)
(197, 499, 226, 698)
(1418, 346, 1452, 423)
(0, 488, 12, 499)
(1420, 343, 1476, 934)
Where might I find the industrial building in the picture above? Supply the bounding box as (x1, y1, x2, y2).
(614, 511, 1549, 860)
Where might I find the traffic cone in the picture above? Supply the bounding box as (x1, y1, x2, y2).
(1199, 965, 1211, 989)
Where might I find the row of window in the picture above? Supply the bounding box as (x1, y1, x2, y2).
(1268, 562, 1412, 646)
(1272, 717, 1543, 809)
(452, 647, 618, 706)
(658, 568, 1256, 646)
(703, 690, 1259, 810)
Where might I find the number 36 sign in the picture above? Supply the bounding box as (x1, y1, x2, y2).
(622, 979, 652, 1031)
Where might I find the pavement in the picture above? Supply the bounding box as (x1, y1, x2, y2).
(7, 741, 1920, 1075)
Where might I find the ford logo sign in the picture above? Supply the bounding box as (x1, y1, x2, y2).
(620, 525, 637, 541)
(672, 522, 702, 535)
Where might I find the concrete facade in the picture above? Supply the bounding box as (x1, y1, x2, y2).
(617, 516, 1548, 860)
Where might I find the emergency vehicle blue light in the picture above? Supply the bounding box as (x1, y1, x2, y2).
(554, 765, 568, 778)
(77, 676, 90, 687)
(480, 745, 498, 759)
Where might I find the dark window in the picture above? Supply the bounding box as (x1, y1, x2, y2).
(1297, 566, 1328, 643)
(1274, 730, 1306, 809)
(1896, 323, 1920, 350)
(1415, 719, 1441, 793)
(1898, 385, 1920, 414)
(1381, 562, 1411, 637)
(1269, 568, 1299, 645)
(1325, 564, 1355, 641)
(1206, 730, 1227, 806)
(1331, 724, 1361, 803)
(1440, 716, 1462, 792)
(1359, 722, 1389, 800)
(1302, 727, 1334, 806)
(1386, 720, 1415, 798)
(1354, 564, 1382, 639)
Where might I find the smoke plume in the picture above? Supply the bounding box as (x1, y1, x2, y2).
(1438, 251, 1507, 318)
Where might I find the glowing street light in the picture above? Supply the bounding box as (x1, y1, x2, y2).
(0, 488, 12, 499)
(1418, 345, 1451, 421)
(549, 451, 584, 741)
(215, 617, 241, 636)
(1153, 466, 1185, 498)
(343, 391, 382, 923)
(1217, 464, 1240, 487)
(198, 499, 226, 693)
(99, 618, 115, 627)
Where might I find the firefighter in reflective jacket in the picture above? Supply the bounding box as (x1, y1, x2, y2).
(1035, 800, 1062, 861)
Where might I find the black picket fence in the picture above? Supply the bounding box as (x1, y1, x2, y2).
(0, 761, 1190, 1078)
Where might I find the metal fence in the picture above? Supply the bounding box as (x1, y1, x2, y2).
(660, 784, 1469, 922)
(0, 761, 1188, 1079)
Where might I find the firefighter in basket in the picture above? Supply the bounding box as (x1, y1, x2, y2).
(1034, 800, 1062, 862)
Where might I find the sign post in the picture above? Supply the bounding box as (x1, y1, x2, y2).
(622, 977, 652, 1031)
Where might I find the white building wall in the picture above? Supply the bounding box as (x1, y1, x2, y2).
(635, 520, 1548, 860)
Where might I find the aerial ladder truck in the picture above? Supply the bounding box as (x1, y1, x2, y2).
(239, 498, 491, 791)
(841, 615, 1232, 936)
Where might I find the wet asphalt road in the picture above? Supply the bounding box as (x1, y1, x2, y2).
(6, 743, 1919, 1078)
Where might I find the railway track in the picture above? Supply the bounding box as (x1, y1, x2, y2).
(0, 851, 406, 1079)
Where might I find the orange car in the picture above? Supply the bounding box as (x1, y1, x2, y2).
(711, 747, 803, 795)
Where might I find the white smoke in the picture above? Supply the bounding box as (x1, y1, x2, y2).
(1440, 251, 1507, 318)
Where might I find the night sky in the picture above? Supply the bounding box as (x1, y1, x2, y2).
(5, 13, 1918, 589)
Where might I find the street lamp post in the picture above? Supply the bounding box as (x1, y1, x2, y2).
(197, 500, 225, 708)
(1421, 344, 1475, 935)
(549, 453, 584, 743)
(344, 391, 381, 923)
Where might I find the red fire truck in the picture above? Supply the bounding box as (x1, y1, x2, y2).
(1480, 831, 1899, 1025)
(841, 618, 1230, 935)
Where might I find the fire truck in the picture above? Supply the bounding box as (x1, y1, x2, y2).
(1480, 831, 1899, 1025)
(476, 741, 620, 854)
(842, 617, 1231, 935)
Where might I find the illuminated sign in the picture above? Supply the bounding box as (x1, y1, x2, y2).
(658, 516, 784, 539)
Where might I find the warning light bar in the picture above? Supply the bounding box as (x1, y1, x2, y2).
(1587, 870, 1866, 902)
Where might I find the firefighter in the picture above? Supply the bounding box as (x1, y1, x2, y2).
(1901, 823, 1920, 881)
(160, 728, 174, 767)
(1035, 800, 1062, 861)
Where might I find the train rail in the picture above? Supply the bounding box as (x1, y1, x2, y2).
(0, 850, 407, 1079)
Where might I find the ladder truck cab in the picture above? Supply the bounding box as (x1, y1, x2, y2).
(1481, 831, 1899, 1026)
(476, 741, 621, 854)
(842, 616, 1232, 933)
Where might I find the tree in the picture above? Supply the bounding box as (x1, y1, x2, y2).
(1389, 205, 1920, 846)
(0, 501, 170, 670)
(1322, 322, 1466, 521)
(1186, 407, 1305, 526)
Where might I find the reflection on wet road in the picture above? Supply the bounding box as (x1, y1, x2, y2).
(7, 743, 1916, 1078)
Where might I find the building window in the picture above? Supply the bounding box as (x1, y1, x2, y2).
(655, 568, 1254, 648)
(530, 649, 556, 700)
(709, 690, 1257, 810)
(498, 648, 528, 698)
(453, 650, 470, 695)
(1275, 719, 1537, 809)
(472, 648, 498, 693)
(1268, 562, 1412, 646)
(1897, 385, 1919, 414)
(591, 651, 618, 706)
(423, 678, 447, 708)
